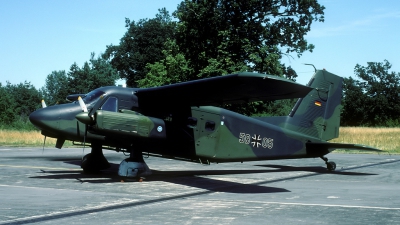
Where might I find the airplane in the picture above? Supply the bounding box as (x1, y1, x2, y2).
(29, 69, 380, 179)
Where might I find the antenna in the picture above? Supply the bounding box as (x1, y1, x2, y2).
(304, 63, 317, 73)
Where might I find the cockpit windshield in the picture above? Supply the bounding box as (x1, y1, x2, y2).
(82, 90, 105, 105)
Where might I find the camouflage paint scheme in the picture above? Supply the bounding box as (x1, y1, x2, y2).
(29, 70, 379, 171)
(192, 70, 345, 163)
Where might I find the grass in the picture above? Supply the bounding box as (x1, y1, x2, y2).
(0, 130, 73, 147)
(0, 127, 398, 154)
(331, 127, 400, 154)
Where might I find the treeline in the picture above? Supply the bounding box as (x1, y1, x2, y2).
(342, 60, 400, 127)
(0, 81, 39, 130)
(0, 54, 118, 130)
(0, 1, 399, 129)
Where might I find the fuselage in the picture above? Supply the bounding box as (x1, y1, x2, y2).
(29, 86, 325, 163)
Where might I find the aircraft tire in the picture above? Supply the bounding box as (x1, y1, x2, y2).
(327, 161, 336, 171)
(81, 152, 110, 173)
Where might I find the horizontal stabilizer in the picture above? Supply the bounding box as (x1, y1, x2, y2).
(330, 143, 382, 151)
(306, 142, 383, 157)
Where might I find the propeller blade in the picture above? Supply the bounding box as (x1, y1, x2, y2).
(76, 120, 88, 156)
(41, 100, 47, 108)
(83, 124, 88, 153)
(42, 136, 46, 153)
(76, 96, 92, 154)
(77, 96, 88, 112)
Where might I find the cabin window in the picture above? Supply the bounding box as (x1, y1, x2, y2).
(101, 97, 118, 112)
(205, 121, 215, 131)
(187, 117, 197, 128)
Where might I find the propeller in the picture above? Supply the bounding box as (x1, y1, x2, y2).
(75, 96, 94, 154)
(40, 100, 47, 152)
(75, 96, 94, 124)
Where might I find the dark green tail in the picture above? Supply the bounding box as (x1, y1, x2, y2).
(259, 69, 343, 141)
(288, 69, 343, 140)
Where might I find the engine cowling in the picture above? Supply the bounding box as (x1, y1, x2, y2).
(91, 110, 166, 140)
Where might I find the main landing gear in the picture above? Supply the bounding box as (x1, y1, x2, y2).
(81, 143, 110, 173)
(320, 156, 336, 171)
(118, 150, 152, 181)
(81, 144, 151, 181)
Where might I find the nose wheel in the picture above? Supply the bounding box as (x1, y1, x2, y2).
(321, 156, 336, 171)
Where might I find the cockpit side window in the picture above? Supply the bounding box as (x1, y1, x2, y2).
(101, 97, 118, 112)
(82, 90, 105, 105)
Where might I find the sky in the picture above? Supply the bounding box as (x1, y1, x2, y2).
(1, 0, 400, 89)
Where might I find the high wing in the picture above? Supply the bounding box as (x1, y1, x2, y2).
(136, 72, 313, 110)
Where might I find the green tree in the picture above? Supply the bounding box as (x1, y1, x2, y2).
(88, 53, 120, 88)
(67, 53, 119, 94)
(174, 0, 325, 79)
(42, 53, 119, 105)
(66, 60, 101, 95)
(341, 77, 368, 126)
(137, 39, 193, 87)
(103, 8, 176, 87)
(5, 81, 41, 118)
(342, 60, 400, 126)
(2, 81, 41, 129)
(0, 83, 17, 126)
(43, 70, 69, 105)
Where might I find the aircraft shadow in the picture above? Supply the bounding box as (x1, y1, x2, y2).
(254, 164, 377, 176)
(29, 161, 376, 194)
(9, 155, 123, 162)
(30, 162, 289, 194)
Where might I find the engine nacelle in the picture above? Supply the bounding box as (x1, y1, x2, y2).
(92, 110, 166, 139)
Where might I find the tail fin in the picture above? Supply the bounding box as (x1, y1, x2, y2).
(286, 69, 343, 141)
(256, 69, 343, 140)
(268, 70, 343, 141)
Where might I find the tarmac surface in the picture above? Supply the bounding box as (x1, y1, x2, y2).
(0, 147, 399, 225)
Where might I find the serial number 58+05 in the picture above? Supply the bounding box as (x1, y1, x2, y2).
(239, 133, 273, 149)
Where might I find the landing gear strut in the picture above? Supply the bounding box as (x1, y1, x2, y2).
(320, 156, 336, 171)
(81, 143, 110, 173)
(118, 150, 152, 180)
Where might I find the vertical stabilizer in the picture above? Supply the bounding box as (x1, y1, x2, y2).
(287, 70, 343, 140)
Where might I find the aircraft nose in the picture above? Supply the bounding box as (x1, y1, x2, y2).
(29, 106, 60, 131)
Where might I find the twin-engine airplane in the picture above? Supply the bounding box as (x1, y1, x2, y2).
(29, 69, 380, 179)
